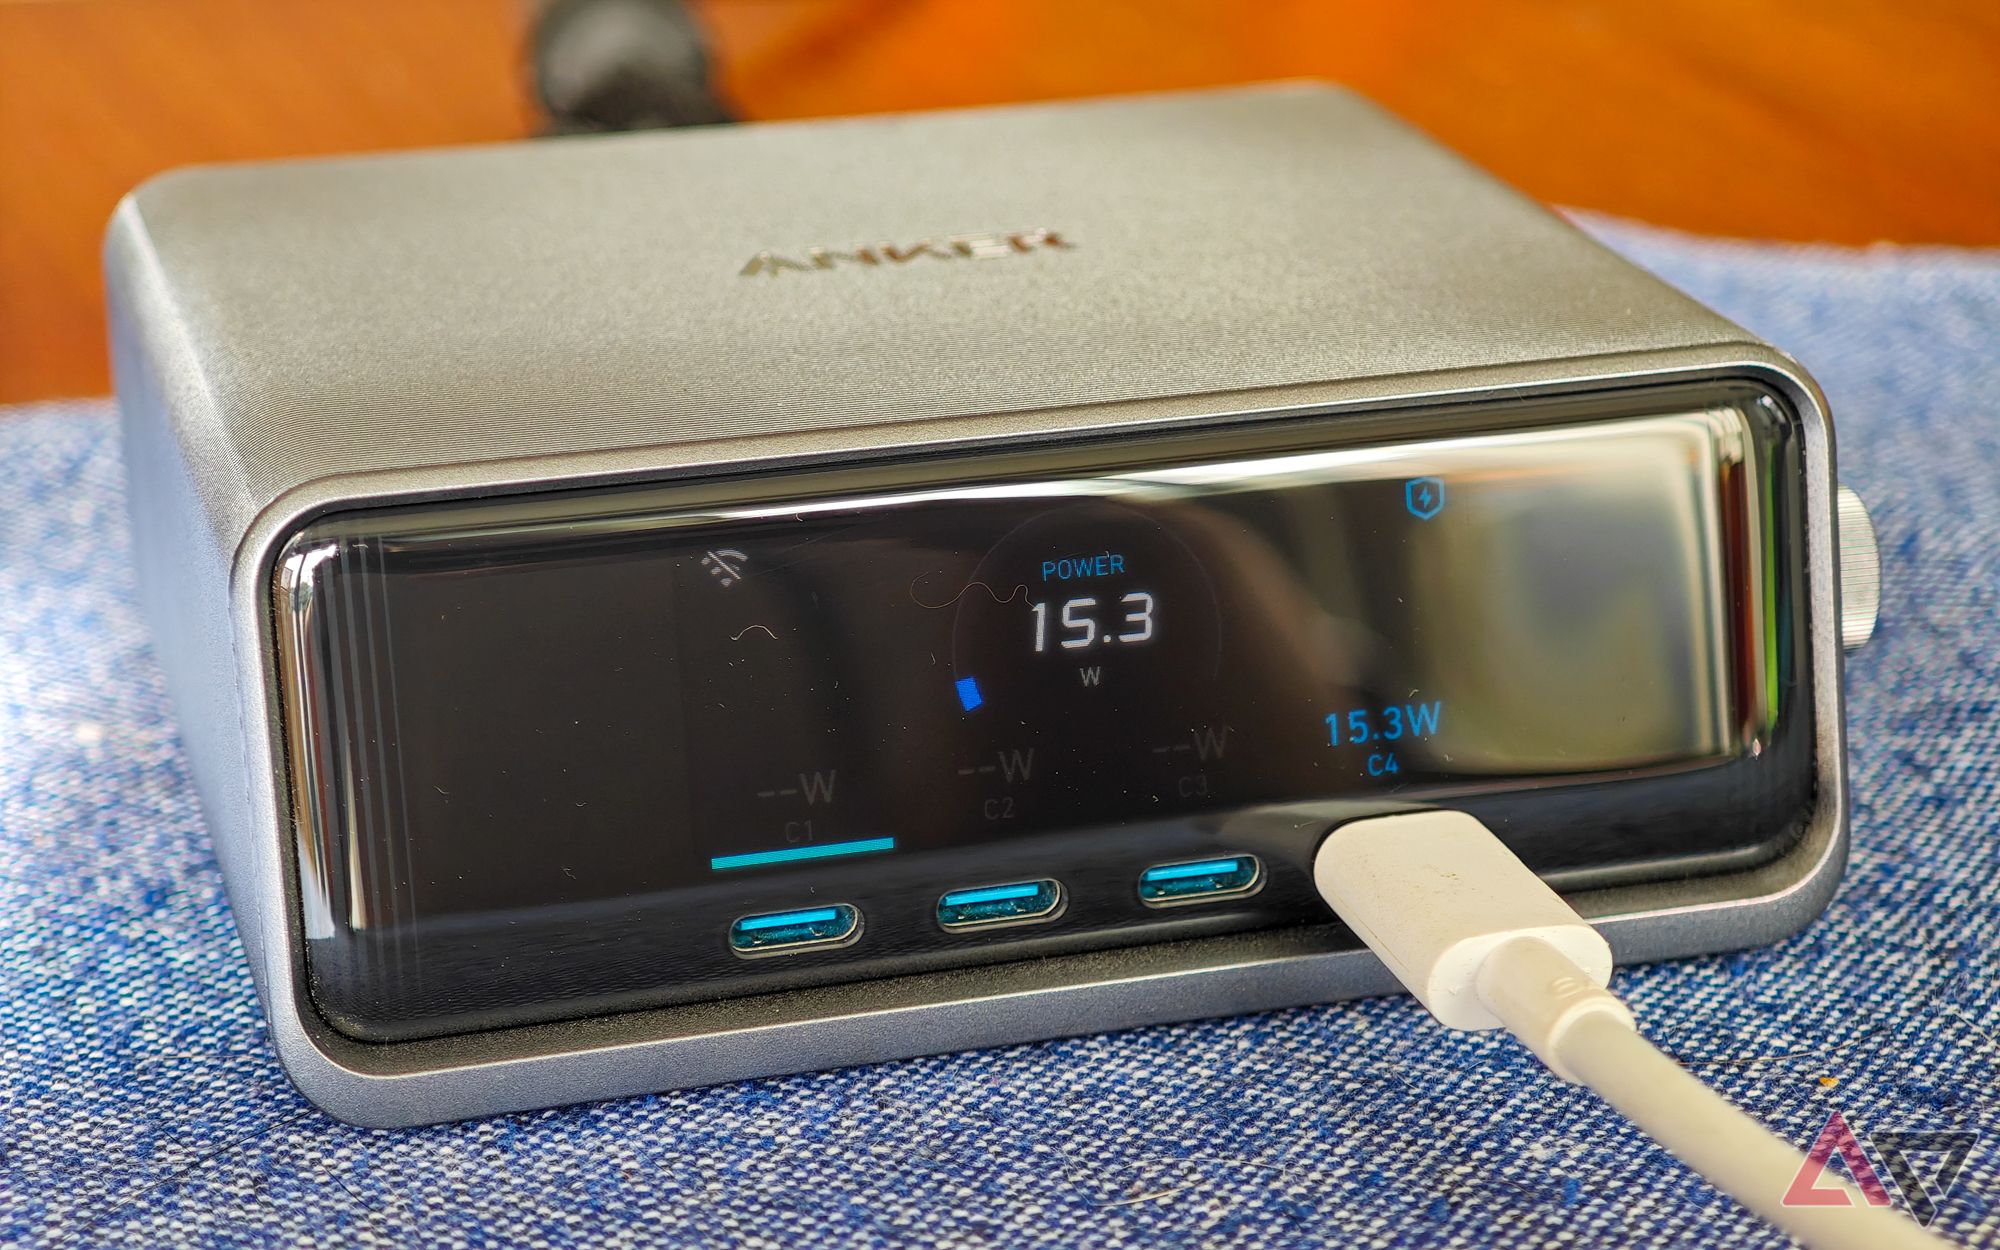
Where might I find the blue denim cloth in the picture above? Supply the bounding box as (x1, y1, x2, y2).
(4, 219, 1999, 1248)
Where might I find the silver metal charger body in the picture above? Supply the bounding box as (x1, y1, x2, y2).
(109, 83, 1868, 1127)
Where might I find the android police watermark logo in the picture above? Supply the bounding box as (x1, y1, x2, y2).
(1783, 1108, 1977, 1227)
(740, 229, 1074, 277)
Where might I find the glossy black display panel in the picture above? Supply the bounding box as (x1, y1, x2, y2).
(276, 385, 1813, 1041)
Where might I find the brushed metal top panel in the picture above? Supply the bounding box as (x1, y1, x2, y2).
(105, 82, 1749, 545)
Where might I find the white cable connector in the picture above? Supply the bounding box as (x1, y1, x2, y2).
(1315, 811, 1950, 1250)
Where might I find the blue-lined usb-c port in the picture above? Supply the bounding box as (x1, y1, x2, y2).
(936, 880, 1065, 931)
(1138, 855, 1263, 907)
(728, 904, 862, 957)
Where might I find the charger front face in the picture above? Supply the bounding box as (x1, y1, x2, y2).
(111, 85, 1861, 1123)
(273, 382, 1816, 1046)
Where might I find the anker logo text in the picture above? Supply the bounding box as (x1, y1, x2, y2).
(740, 229, 1074, 277)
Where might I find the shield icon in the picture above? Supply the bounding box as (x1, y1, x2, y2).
(1405, 477, 1445, 520)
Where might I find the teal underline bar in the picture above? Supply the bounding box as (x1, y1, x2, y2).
(942, 883, 1044, 906)
(710, 837, 898, 871)
(1142, 858, 1247, 882)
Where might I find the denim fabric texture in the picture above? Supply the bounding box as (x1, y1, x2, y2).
(3, 220, 1998, 1248)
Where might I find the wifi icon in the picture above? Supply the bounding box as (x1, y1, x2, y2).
(701, 549, 748, 588)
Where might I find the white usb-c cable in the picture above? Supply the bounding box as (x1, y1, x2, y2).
(1315, 811, 1949, 1250)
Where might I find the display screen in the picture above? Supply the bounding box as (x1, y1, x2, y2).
(278, 386, 1813, 1041)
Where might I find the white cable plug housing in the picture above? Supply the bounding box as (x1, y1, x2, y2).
(1312, 811, 1630, 1063)
(1315, 810, 1950, 1250)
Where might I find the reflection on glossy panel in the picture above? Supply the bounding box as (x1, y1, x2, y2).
(273, 384, 1812, 1042)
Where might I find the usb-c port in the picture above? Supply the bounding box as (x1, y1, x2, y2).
(937, 880, 1065, 931)
(729, 904, 862, 957)
(1138, 855, 1263, 907)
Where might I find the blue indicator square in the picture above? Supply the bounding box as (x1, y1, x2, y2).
(955, 676, 984, 712)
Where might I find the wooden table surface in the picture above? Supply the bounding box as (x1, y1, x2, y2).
(3, 0, 1995, 404)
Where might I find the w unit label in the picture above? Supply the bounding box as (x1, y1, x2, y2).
(958, 749, 1035, 783)
(756, 770, 839, 805)
(1151, 726, 1231, 761)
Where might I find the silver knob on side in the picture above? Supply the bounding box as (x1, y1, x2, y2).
(1837, 486, 1881, 652)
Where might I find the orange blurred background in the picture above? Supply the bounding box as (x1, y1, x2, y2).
(2, 0, 1996, 405)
